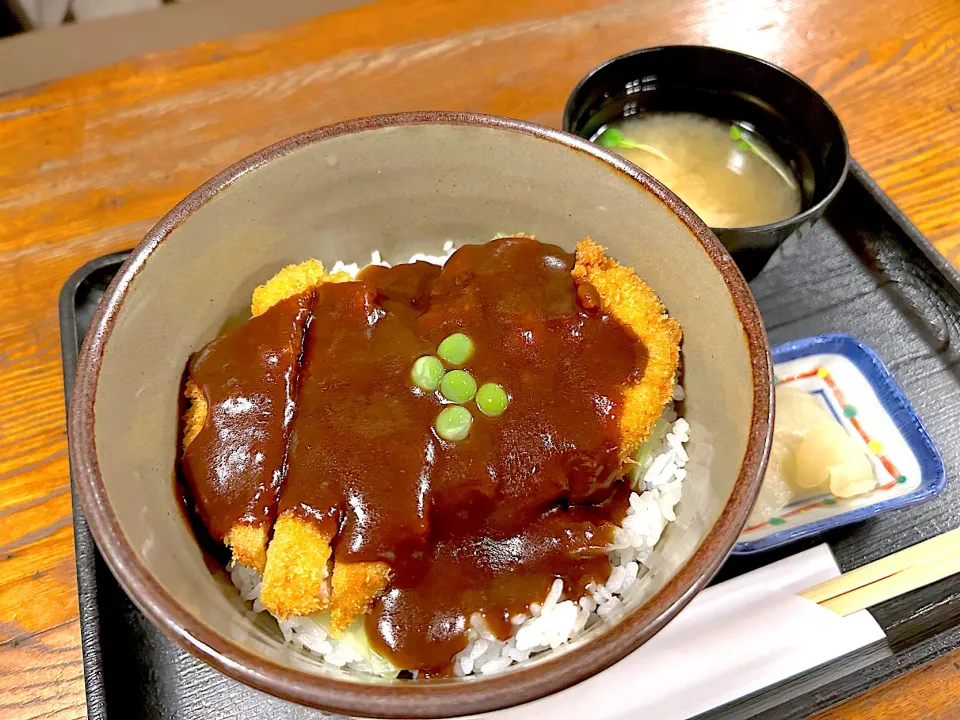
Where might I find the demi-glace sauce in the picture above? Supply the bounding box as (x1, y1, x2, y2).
(182, 237, 649, 674)
(182, 292, 312, 541)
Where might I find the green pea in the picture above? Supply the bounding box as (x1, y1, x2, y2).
(439, 369, 477, 404)
(411, 355, 444, 391)
(437, 333, 475, 365)
(435, 406, 473, 441)
(476, 383, 509, 417)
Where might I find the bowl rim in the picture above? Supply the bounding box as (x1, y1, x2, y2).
(68, 110, 773, 718)
(561, 44, 851, 235)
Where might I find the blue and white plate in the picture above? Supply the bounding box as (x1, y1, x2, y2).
(733, 333, 945, 554)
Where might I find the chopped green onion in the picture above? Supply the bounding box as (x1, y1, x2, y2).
(476, 383, 509, 417)
(411, 355, 444, 392)
(435, 406, 473, 441)
(440, 369, 477, 404)
(729, 123, 798, 189)
(596, 127, 628, 147)
(437, 333, 475, 365)
(595, 127, 671, 161)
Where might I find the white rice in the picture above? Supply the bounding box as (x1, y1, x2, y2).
(450, 405, 691, 677)
(229, 245, 697, 677)
(329, 241, 457, 279)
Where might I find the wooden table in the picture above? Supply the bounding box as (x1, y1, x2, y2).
(0, 0, 957, 717)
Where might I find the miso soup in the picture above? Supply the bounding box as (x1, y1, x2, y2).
(595, 112, 802, 228)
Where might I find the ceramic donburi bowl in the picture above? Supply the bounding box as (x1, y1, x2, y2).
(69, 111, 772, 718)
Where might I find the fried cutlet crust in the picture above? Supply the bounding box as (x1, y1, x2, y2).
(329, 560, 392, 636)
(259, 514, 333, 618)
(572, 238, 682, 457)
(251, 259, 351, 317)
(258, 512, 391, 633)
(226, 524, 270, 574)
(182, 379, 206, 452)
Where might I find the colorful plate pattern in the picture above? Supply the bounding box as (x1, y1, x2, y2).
(733, 333, 945, 554)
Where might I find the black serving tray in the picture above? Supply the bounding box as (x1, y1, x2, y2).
(60, 163, 960, 720)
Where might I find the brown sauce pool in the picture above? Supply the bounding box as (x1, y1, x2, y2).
(181, 237, 648, 674)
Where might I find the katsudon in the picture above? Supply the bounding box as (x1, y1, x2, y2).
(178, 236, 687, 676)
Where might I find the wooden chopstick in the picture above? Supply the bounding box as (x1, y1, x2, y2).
(799, 528, 960, 616)
(800, 527, 960, 604)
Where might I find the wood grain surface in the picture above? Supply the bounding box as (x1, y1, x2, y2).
(811, 651, 960, 720)
(0, 0, 957, 717)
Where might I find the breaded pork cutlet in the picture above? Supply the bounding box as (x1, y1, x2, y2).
(181, 262, 339, 573)
(258, 241, 677, 631)
(258, 513, 335, 618)
(186, 240, 680, 638)
(183, 259, 391, 634)
(252, 263, 391, 632)
(181, 284, 312, 574)
(572, 238, 682, 457)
